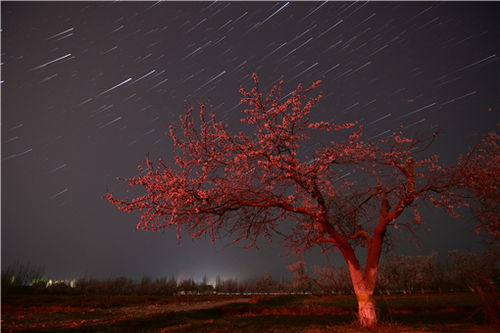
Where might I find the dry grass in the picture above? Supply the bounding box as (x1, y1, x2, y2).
(1, 293, 498, 332)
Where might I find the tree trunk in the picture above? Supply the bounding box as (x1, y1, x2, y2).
(337, 227, 384, 328)
(356, 293, 377, 327)
(346, 260, 379, 328)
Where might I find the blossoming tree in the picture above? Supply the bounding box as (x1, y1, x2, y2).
(107, 74, 499, 327)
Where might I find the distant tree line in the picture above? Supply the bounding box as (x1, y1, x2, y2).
(289, 248, 499, 296)
(1, 262, 45, 292)
(2, 249, 498, 297)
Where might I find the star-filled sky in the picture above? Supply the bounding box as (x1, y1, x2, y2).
(2, 1, 499, 281)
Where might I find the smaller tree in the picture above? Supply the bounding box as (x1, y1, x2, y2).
(456, 131, 500, 237)
(377, 253, 439, 294)
(288, 261, 353, 295)
(255, 272, 283, 294)
(288, 261, 316, 293)
(449, 248, 500, 323)
(313, 264, 352, 295)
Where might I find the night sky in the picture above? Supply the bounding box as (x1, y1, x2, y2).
(2, 1, 499, 282)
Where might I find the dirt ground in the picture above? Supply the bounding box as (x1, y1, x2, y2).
(1, 296, 251, 332)
(1, 293, 498, 332)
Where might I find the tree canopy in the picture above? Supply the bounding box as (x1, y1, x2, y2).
(107, 74, 499, 327)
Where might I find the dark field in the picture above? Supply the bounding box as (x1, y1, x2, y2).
(2, 292, 499, 332)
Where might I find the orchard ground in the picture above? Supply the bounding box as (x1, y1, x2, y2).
(2, 292, 498, 332)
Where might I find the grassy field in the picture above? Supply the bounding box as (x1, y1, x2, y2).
(2, 293, 498, 332)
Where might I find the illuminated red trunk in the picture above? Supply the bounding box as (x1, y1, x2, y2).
(346, 260, 378, 328)
(341, 227, 384, 328)
(354, 285, 377, 327)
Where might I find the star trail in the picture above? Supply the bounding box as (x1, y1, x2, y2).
(2, 1, 498, 281)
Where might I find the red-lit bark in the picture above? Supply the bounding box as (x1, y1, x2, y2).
(107, 74, 499, 328)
